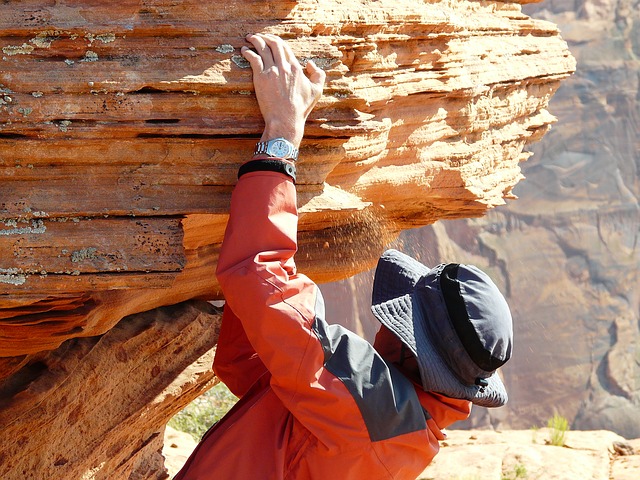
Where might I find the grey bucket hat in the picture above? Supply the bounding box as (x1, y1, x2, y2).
(371, 249, 513, 407)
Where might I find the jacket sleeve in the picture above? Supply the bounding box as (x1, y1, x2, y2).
(216, 170, 415, 449)
(420, 392, 471, 437)
(213, 304, 268, 399)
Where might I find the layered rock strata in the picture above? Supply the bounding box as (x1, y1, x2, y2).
(0, 300, 221, 480)
(0, 0, 574, 356)
(0, 1, 575, 478)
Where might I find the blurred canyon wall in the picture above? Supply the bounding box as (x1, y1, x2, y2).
(323, 0, 640, 438)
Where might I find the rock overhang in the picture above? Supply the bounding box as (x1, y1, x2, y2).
(0, 0, 575, 355)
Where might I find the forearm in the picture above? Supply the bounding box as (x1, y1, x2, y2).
(215, 169, 302, 354)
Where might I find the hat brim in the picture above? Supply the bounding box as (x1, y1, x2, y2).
(371, 252, 508, 408)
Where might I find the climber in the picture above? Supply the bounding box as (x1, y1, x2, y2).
(174, 33, 513, 480)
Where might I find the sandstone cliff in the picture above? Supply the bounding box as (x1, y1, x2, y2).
(324, 0, 640, 440)
(0, 1, 574, 478)
(0, 0, 575, 356)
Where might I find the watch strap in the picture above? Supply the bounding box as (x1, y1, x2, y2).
(238, 159, 296, 183)
(253, 141, 270, 156)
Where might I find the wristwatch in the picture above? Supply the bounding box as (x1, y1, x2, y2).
(253, 137, 299, 161)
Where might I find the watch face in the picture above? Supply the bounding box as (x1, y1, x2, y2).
(270, 139, 291, 158)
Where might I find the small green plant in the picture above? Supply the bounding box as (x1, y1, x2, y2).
(169, 382, 238, 441)
(547, 413, 569, 447)
(501, 463, 528, 480)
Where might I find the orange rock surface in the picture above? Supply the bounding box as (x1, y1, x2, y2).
(0, 0, 574, 359)
(0, 1, 576, 478)
(0, 300, 222, 480)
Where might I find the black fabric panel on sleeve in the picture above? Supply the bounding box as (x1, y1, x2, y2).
(312, 289, 427, 442)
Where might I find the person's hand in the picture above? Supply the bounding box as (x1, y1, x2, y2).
(242, 33, 325, 148)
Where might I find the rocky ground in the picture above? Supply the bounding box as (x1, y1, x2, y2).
(163, 428, 198, 479)
(163, 427, 640, 479)
(419, 429, 640, 480)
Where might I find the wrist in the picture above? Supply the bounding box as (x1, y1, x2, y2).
(260, 121, 304, 148)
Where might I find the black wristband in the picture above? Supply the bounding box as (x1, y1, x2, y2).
(237, 159, 296, 183)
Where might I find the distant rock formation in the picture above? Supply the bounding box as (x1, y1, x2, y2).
(324, 0, 640, 439)
(508, 0, 640, 440)
(0, 1, 574, 478)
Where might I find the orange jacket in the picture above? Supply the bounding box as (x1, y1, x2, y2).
(174, 169, 471, 479)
